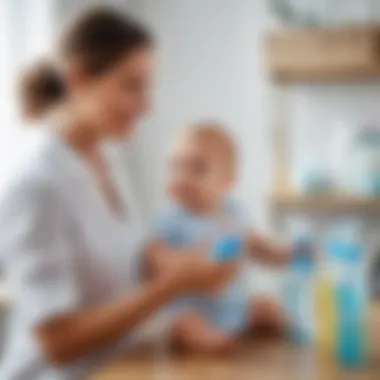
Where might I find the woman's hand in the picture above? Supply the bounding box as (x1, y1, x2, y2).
(162, 245, 239, 295)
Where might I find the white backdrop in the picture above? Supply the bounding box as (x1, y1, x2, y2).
(126, 0, 273, 230)
(0, 0, 55, 192)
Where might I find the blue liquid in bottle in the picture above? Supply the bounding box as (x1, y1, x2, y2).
(327, 220, 367, 367)
(336, 245, 366, 367)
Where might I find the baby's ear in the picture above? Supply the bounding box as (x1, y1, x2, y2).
(223, 170, 236, 190)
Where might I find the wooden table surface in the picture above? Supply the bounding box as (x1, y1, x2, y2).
(89, 306, 380, 380)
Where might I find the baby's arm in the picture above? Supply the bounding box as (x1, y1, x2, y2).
(229, 200, 291, 266)
(245, 231, 291, 266)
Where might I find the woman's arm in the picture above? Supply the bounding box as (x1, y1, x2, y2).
(0, 178, 179, 366)
(0, 168, 237, 367)
(35, 241, 236, 365)
(144, 239, 189, 278)
(35, 276, 177, 365)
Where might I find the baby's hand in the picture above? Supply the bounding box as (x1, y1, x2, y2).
(245, 232, 292, 266)
(211, 235, 243, 262)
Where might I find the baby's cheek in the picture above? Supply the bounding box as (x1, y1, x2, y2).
(202, 180, 222, 198)
(168, 181, 192, 200)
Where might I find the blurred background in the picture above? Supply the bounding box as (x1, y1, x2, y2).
(0, 0, 380, 359)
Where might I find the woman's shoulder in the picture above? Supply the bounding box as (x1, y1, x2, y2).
(0, 167, 55, 213)
(0, 132, 66, 203)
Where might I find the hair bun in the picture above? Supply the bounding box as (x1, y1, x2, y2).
(19, 59, 65, 121)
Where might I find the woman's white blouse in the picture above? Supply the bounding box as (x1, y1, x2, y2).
(0, 133, 147, 380)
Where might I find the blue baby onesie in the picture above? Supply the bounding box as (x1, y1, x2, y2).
(155, 199, 252, 334)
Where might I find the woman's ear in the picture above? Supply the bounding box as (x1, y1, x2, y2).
(65, 61, 88, 94)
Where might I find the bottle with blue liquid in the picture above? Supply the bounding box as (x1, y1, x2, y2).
(285, 217, 316, 346)
(326, 220, 368, 367)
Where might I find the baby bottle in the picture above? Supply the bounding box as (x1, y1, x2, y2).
(284, 216, 316, 345)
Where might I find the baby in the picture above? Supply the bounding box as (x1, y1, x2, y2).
(149, 122, 290, 353)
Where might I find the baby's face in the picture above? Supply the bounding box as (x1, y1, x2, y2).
(167, 137, 233, 211)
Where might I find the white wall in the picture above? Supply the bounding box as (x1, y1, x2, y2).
(127, 0, 273, 230)
(0, 0, 56, 191)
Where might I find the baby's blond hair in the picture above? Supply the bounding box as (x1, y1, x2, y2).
(181, 121, 238, 172)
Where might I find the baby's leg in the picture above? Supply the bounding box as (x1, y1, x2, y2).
(170, 312, 235, 353)
(246, 296, 286, 338)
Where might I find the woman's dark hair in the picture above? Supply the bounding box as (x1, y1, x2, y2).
(19, 7, 152, 121)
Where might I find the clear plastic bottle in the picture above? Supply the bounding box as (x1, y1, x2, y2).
(328, 121, 355, 194)
(325, 219, 368, 367)
(352, 124, 380, 196)
(284, 217, 316, 345)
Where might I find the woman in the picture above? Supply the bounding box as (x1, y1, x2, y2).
(0, 7, 235, 380)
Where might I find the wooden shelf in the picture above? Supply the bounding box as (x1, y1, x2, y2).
(263, 25, 380, 82)
(270, 193, 380, 214)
